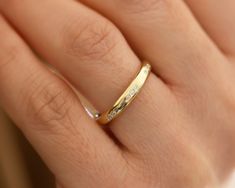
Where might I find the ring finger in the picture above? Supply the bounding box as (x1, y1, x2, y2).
(0, 0, 172, 152)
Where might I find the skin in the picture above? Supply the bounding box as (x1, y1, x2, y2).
(0, 0, 235, 187)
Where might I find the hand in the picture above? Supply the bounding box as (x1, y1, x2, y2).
(0, 0, 235, 187)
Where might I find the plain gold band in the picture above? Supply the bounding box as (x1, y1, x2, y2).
(97, 62, 151, 125)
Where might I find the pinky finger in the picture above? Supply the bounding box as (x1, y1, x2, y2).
(0, 16, 125, 188)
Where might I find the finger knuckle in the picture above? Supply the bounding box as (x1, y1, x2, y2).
(23, 78, 74, 133)
(62, 18, 119, 61)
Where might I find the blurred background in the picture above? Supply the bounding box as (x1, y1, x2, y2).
(1, 105, 235, 188)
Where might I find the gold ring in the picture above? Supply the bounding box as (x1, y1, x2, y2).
(97, 62, 151, 125)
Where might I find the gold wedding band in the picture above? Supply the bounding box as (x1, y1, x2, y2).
(97, 62, 151, 125)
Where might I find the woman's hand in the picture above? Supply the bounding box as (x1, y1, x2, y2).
(0, 0, 235, 187)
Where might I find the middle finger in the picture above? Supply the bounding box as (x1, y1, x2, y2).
(79, 0, 227, 87)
